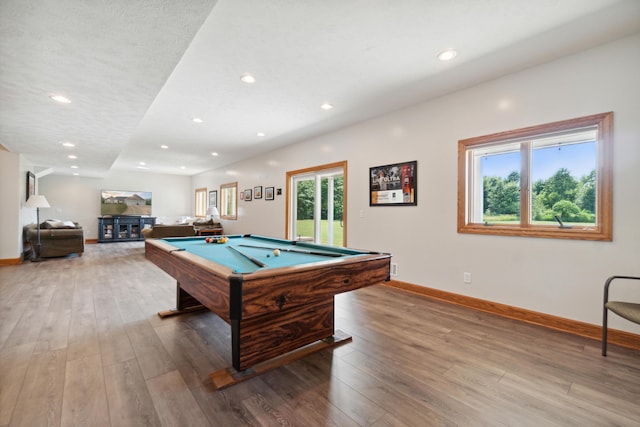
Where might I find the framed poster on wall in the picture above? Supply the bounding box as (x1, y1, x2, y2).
(369, 160, 417, 206)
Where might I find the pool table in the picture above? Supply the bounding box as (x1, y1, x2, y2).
(145, 234, 391, 387)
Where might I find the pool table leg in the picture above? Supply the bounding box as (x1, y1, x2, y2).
(211, 329, 352, 390)
(157, 282, 208, 318)
(215, 296, 347, 389)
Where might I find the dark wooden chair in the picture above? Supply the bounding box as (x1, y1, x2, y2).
(602, 275, 640, 356)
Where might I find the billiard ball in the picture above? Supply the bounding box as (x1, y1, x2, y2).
(273, 249, 281, 256)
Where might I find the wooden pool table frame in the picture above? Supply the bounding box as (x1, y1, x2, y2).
(145, 235, 391, 389)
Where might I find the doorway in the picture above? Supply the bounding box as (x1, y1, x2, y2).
(286, 161, 347, 247)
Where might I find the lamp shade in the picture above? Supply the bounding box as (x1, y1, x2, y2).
(207, 206, 220, 218)
(26, 194, 50, 209)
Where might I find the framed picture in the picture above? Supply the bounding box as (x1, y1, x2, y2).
(265, 187, 274, 201)
(369, 160, 417, 206)
(240, 191, 244, 200)
(244, 189, 252, 201)
(209, 190, 217, 208)
(26, 171, 35, 201)
(254, 186, 262, 199)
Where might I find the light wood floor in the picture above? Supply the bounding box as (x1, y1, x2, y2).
(1, 242, 638, 426)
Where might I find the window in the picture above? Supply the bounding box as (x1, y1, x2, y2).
(220, 182, 237, 220)
(195, 187, 207, 217)
(458, 112, 612, 241)
(286, 161, 347, 247)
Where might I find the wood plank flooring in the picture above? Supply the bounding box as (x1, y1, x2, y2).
(0, 242, 638, 426)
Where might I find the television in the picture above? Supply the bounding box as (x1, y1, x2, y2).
(101, 190, 152, 216)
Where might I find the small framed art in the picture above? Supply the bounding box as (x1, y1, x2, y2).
(265, 187, 274, 200)
(26, 171, 35, 201)
(244, 189, 252, 201)
(254, 186, 262, 199)
(209, 190, 217, 208)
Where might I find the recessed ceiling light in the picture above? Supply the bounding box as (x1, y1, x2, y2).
(50, 94, 71, 104)
(70, 165, 78, 169)
(192, 117, 203, 123)
(257, 132, 265, 137)
(67, 154, 77, 159)
(180, 166, 186, 170)
(321, 102, 334, 110)
(211, 152, 219, 156)
(139, 161, 146, 166)
(61, 140, 75, 148)
(73, 172, 79, 176)
(437, 48, 458, 61)
(160, 145, 169, 149)
(240, 73, 256, 84)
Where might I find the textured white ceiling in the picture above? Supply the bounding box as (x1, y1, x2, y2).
(1, 0, 639, 178)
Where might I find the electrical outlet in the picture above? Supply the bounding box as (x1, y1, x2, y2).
(391, 263, 398, 276)
(463, 272, 472, 283)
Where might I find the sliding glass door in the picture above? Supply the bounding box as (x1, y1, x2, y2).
(287, 162, 346, 247)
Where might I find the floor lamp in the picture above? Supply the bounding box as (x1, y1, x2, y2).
(25, 194, 50, 261)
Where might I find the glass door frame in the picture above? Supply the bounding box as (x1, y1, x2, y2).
(285, 161, 347, 247)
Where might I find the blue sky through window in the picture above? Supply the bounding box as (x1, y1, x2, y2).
(480, 141, 596, 182)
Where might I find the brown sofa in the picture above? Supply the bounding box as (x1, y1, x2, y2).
(24, 220, 84, 258)
(193, 218, 223, 234)
(141, 224, 196, 239)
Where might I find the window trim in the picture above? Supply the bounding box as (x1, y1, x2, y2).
(457, 112, 613, 241)
(220, 182, 238, 220)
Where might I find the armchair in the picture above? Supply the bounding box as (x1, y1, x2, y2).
(602, 275, 640, 356)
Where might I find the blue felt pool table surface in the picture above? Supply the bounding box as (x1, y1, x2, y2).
(160, 234, 368, 274)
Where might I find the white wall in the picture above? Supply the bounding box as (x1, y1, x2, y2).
(38, 170, 192, 239)
(0, 152, 39, 259)
(0, 151, 21, 259)
(193, 34, 640, 333)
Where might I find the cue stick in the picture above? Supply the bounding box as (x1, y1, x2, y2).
(238, 244, 343, 257)
(227, 246, 267, 268)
